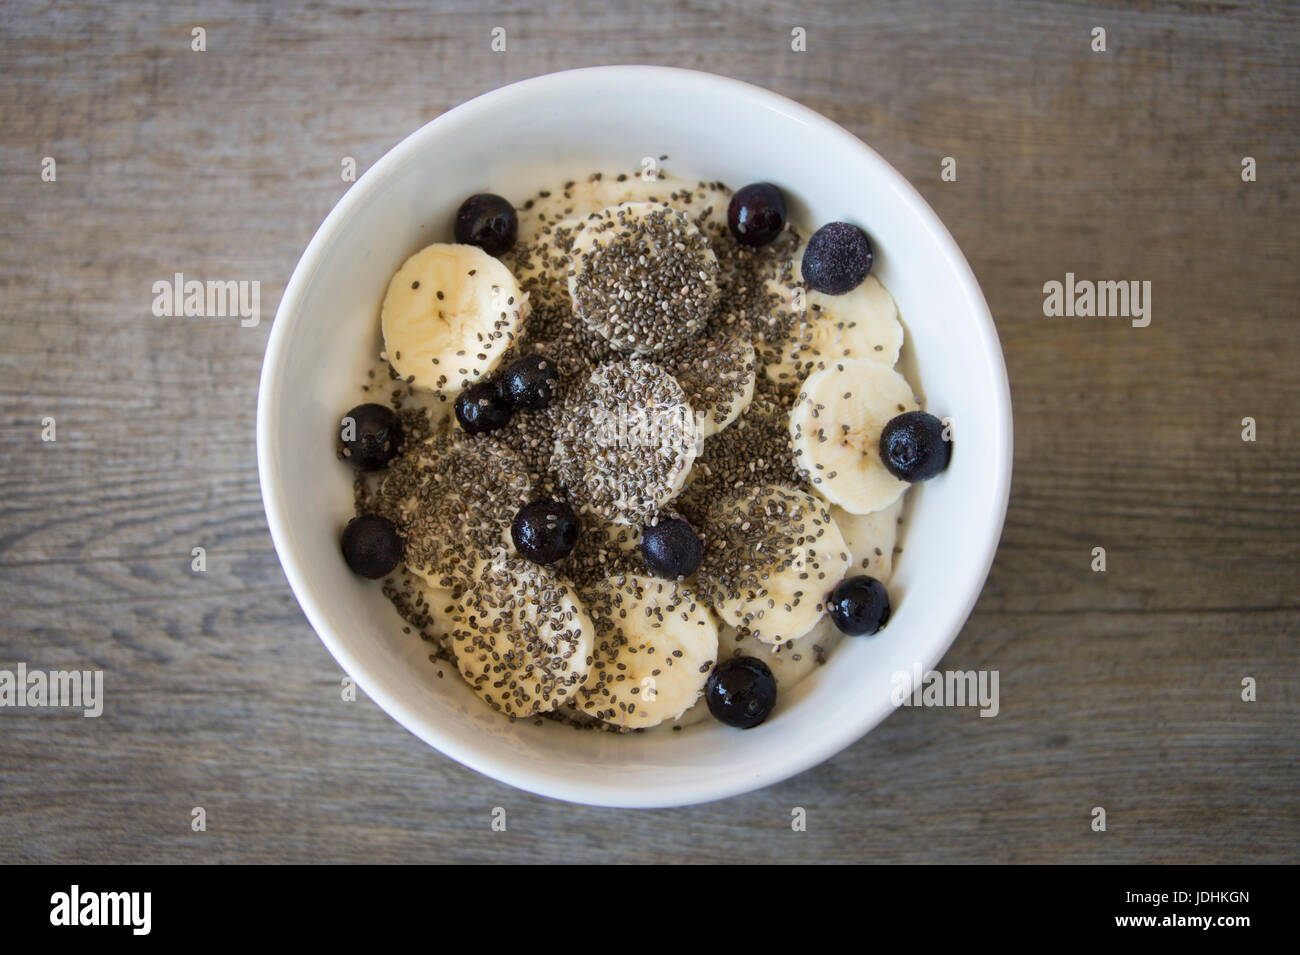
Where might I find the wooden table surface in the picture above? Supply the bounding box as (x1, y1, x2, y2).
(1, 0, 1296, 864)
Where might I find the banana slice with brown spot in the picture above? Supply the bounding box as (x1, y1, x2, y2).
(381, 243, 527, 396)
(789, 359, 919, 515)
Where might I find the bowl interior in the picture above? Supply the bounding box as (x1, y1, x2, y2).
(258, 67, 1011, 807)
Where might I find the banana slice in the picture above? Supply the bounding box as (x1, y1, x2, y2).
(380, 431, 532, 582)
(449, 557, 595, 719)
(831, 497, 903, 582)
(716, 618, 842, 686)
(789, 359, 919, 515)
(759, 237, 904, 386)
(404, 566, 463, 643)
(566, 202, 720, 356)
(763, 272, 903, 388)
(552, 360, 697, 524)
(576, 574, 719, 728)
(381, 243, 528, 395)
(656, 611, 845, 732)
(504, 177, 731, 322)
(697, 484, 851, 645)
(666, 325, 757, 439)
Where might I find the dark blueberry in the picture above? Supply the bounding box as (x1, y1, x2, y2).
(640, 517, 703, 578)
(454, 382, 512, 434)
(705, 656, 777, 729)
(453, 193, 518, 256)
(337, 403, 403, 471)
(827, 574, 891, 636)
(801, 221, 873, 294)
(727, 182, 786, 247)
(879, 410, 951, 481)
(341, 515, 403, 579)
(511, 499, 579, 564)
(499, 354, 560, 411)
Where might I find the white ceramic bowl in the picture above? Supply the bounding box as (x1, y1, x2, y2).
(257, 66, 1012, 808)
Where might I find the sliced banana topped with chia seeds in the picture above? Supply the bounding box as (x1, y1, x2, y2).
(402, 566, 463, 644)
(449, 556, 595, 719)
(381, 243, 528, 396)
(576, 573, 719, 729)
(696, 483, 851, 645)
(716, 619, 840, 689)
(503, 177, 730, 329)
(552, 359, 698, 525)
(374, 429, 532, 582)
(566, 202, 721, 356)
(665, 322, 758, 438)
(759, 252, 903, 388)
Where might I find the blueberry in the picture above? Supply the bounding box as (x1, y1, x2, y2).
(640, 517, 703, 578)
(727, 182, 786, 247)
(705, 656, 777, 729)
(827, 575, 891, 636)
(801, 221, 873, 294)
(511, 499, 579, 564)
(454, 193, 518, 256)
(337, 403, 402, 471)
(499, 354, 559, 411)
(341, 515, 403, 579)
(879, 410, 951, 481)
(454, 382, 512, 434)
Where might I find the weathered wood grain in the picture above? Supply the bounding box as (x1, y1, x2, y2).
(0, 0, 1297, 864)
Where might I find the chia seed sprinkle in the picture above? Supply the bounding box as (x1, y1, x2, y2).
(567, 203, 720, 356)
(447, 557, 592, 719)
(572, 573, 716, 728)
(551, 360, 696, 526)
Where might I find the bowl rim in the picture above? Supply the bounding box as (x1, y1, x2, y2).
(257, 64, 1013, 807)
